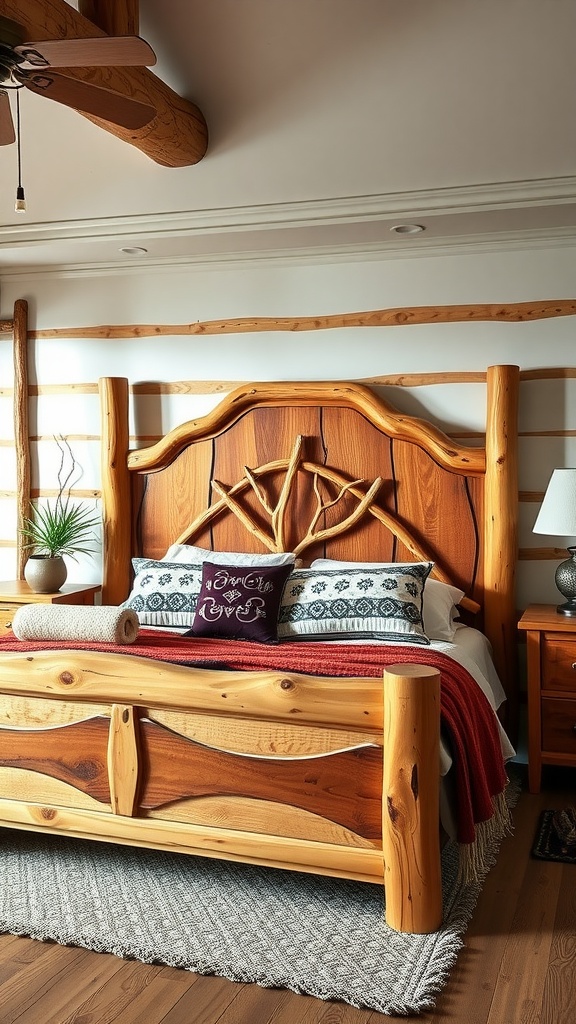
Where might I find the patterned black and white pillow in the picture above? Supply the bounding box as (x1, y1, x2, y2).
(122, 559, 203, 627)
(278, 564, 433, 644)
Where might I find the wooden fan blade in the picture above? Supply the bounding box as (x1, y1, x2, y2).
(15, 35, 156, 70)
(20, 71, 155, 130)
(0, 89, 16, 145)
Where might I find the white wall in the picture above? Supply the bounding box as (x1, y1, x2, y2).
(1, 241, 575, 606)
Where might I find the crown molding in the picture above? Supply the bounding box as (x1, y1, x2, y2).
(2, 226, 575, 281)
(0, 175, 575, 251)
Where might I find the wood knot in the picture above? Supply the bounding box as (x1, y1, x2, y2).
(41, 807, 56, 821)
(280, 679, 294, 691)
(387, 795, 399, 823)
(73, 760, 99, 781)
(59, 671, 75, 686)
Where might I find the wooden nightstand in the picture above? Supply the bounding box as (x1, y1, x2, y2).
(518, 604, 576, 793)
(0, 581, 101, 633)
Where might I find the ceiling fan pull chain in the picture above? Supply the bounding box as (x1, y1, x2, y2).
(15, 88, 26, 213)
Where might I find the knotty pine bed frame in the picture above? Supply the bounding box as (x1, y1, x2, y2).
(0, 366, 519, 934)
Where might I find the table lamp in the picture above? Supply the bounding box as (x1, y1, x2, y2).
(533, 468, 576, 616)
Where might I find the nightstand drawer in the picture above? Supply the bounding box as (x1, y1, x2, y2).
(0, 604, 17, 631)
(542, 697, 576, 754)
(542, 638, 576, 693)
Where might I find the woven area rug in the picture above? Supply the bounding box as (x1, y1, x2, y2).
(532, 809, 576, 864)
(0, 788, 519, 1017)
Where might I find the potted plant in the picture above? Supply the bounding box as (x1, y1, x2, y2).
(20, 437, 100, 593)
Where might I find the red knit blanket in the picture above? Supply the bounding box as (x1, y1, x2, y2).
(0, 630, 508, 847)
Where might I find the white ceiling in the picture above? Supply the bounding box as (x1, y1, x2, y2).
(0, 0, 575, 274)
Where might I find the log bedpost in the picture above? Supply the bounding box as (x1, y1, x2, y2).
(99, 377, 132, 605)
(382, 664, 442, 933)
(484, 363, 519, 735)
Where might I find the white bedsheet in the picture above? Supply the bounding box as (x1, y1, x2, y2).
(341, 623, 516, 769)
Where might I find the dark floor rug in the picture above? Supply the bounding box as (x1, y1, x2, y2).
(0, 781, 520, 1016)
(532, 809, 576, 864)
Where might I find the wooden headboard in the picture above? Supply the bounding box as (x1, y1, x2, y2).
(99, 365, 519, 712)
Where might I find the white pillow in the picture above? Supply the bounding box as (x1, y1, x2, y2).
(164, 543, 295, 567)
(424, 578, 466, 640)
(311, 559, 464, 641)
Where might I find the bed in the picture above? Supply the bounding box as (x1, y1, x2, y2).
(0, 366, 519, 934)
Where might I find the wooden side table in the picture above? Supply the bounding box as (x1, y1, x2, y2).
(518, 603, 576, 793)
(0, 581, 101, 633)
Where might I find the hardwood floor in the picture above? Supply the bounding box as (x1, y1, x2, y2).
(0, 765, 574, 1024)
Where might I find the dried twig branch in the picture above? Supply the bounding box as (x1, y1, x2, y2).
(271, 435, 303, 552)
(308, 475, 365, 537)
(244, 465, 274, 515)
(211, 479, 277, 551)
(294, 476, 383, 556)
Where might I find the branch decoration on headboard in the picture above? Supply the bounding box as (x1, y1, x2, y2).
(202, 435, 382, 558)
(173, 435, 478, 615)
(210, 435, 383, 558)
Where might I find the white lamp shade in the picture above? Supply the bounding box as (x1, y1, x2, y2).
(533, 468, 576, 536)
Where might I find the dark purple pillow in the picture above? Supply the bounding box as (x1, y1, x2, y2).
(190, 561, 293, 643)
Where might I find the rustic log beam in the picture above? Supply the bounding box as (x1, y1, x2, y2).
(78, 0, 139, 37)
(26, 299, 576, 341)
(0, 0, 207, 166)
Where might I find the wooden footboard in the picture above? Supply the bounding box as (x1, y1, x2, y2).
(0, 651, 442, 933)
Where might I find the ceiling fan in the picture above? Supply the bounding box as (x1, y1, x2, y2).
(0, 12, 157, 146)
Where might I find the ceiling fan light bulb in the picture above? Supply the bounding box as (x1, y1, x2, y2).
(15, 185, 26, 213)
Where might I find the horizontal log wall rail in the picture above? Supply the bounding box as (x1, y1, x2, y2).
(2, 298, 575, 570)
(23, 300, 576, 341)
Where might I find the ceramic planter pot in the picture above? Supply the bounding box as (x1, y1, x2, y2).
(24, 554, 67, 594)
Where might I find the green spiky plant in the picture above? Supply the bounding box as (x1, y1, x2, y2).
(20, 437, 100, 560)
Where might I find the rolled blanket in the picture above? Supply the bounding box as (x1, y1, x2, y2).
(11, 604, 139, 645)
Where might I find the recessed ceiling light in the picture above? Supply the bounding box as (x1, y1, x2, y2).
(389, 224, 425, 235)
(119, 246, 149, 255)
